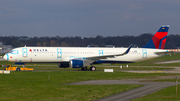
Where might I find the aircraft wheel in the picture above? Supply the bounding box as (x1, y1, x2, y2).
(91, 66, 96, 71)
(90, 66, 96, 71)
(81, 67, 87, 71)
(16, 68, 21, 71)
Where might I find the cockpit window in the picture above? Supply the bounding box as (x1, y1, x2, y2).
(9, 50, 19, 54)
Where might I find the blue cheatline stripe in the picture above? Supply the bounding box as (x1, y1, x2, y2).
(7, 54, 9, 61)
(159, 36, 167, 49)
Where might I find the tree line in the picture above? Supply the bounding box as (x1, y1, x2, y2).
(0, 33, 180, 49)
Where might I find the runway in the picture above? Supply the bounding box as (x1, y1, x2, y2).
(0, 58, 5, 61)
(66, 80, 179, 101)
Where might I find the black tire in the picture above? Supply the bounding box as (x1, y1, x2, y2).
(16, 68, 21, 71)
(84, 67, 87, 71)
(81, 67, 87, 71)
(90, 66, 96, 71)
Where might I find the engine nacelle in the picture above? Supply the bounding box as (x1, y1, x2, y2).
(58, 62, 69, 68)
(69, 59, 84, 68)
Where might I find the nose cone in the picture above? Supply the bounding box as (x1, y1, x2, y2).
(3, 54, 7, 61)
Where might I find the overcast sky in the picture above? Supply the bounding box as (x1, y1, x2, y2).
(0, 0, 180, 37)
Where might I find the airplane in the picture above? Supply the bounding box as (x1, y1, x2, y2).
(3, 25, 171, 71)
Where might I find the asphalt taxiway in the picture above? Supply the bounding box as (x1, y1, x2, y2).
(66, 80, 179, 101)
(0, 58, 4, 61)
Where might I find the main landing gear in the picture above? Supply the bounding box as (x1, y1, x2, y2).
(90, 66, 96, 71)
(81, 67, 87, 71)
(81, 66, 96, 71)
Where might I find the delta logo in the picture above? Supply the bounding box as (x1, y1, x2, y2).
(29, 49, 48, 52)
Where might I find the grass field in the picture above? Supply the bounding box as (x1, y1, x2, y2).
(0, 53, 180, 101)
(1, 71, 145, 101)
(1, 71, 180, 101)
(133, 85, 180, 101)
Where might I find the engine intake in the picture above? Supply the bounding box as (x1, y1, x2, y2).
(69, 59, 84, 68)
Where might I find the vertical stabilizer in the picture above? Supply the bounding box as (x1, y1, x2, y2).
(143, 25, 169, 49)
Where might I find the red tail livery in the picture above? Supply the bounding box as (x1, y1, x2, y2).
(143, 25, 169, 49)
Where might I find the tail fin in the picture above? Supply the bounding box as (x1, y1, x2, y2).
(143, 25, 169, 49)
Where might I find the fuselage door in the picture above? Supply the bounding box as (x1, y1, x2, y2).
(142, 49, 147, 58)
(22, 48, 28, 58)
(99, 50, 104, 56)
(57, 48, 62, 60)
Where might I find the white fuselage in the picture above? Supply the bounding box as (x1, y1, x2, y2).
(4, 47, 167, 63)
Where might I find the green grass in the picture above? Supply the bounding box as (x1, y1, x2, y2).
(133, 85, 180, 101)
(0, 53, 180, 101)
(0, 71, 180, 101)
(0, 71, 145, 101)
(0, 84, 141, 101)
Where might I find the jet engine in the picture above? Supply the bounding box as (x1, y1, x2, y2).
(69, 59, 84, 68)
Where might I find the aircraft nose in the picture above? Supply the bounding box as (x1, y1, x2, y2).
(3, 54, 7, 61)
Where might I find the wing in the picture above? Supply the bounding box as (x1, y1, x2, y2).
(86, 44, 133, 60)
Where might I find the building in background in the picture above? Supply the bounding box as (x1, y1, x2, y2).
(0, 42, 12, 54)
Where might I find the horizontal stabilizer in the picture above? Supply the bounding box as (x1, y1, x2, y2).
(155, 50, 179, 55)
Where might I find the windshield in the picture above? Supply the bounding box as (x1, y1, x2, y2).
(9, 50, 19, 54)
